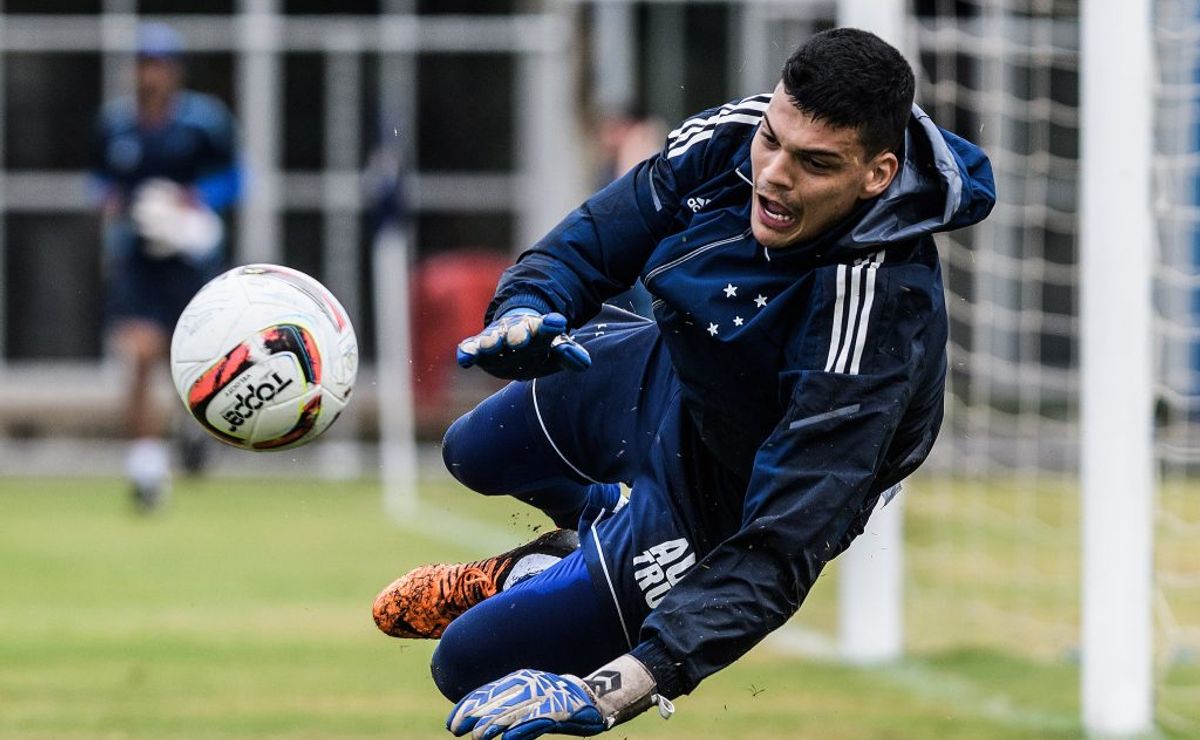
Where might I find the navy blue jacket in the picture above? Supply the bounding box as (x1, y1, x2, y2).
(489, 95, 996, 697)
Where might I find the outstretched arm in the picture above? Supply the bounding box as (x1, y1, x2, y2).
(631, 362, 919, 698)
(460, 97, 766, 380)
(453, 154, 678, 381)
(485, 151, 680, 327)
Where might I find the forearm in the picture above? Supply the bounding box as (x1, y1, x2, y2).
(630, 403, 904, 695)
(487, 158, 676, 325)
(629, 532, 825, 697)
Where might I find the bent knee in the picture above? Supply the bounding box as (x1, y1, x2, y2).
(441, 412, 505, 495)
(430, 620, 485, 702)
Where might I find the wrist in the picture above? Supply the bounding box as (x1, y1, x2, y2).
(629, 637, 688, 699)
(579, 653, 674, 729)
(491, 293, 554, 321)
(498, 307, 541, 320)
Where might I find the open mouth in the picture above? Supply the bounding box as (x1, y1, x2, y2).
(757, 194, 796, 230)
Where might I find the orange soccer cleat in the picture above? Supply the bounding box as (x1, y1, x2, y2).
(372, 528, 579, 639)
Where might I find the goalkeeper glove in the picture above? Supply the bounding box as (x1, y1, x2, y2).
(446, 655, 673, 740)
(456, 308, 591, 381)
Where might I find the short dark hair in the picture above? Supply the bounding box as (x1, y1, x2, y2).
(780, 28, 915, 157)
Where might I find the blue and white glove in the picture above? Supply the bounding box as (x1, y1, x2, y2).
(446, 655, 673, 740)
(447, 669, 603, 740)
(456, 308, 591, 381)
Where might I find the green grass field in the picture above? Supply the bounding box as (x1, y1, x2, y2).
(0, 475, 1194, 739)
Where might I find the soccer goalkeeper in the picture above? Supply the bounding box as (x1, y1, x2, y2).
(374, 28, 995, 738)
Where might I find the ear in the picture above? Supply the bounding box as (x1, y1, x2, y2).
(858, 151, 899, 200)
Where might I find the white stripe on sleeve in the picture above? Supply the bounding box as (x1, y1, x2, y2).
(825, 264, 849, 372)
(848, 251, 886, 374)
(825, 250, 885, 375)
(833, 262, 865, 372)
(665, 97, 769, 160)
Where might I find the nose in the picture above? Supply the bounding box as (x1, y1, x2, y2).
(759, 150, 792, 191)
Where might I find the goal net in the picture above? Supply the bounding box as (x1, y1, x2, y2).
(1151, 0, 1200, 729)
(907, 0, 1199, 731)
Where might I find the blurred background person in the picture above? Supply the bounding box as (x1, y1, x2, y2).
(89, 22, 244, 512)
(594, 109, 667, 185)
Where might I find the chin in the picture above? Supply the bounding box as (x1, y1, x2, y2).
(751, 220, 797, 249)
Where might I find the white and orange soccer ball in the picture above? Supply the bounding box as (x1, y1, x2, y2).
(170, 264, 358, 451)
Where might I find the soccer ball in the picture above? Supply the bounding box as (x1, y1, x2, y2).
(170, 264, 358, 451)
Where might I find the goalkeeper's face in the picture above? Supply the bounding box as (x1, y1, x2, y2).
(750, 83, 899, 249)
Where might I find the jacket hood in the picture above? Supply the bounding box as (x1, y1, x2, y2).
(841, 103, 996, 249)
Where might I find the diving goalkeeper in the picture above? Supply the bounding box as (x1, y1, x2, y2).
(374, 28, 995, 738)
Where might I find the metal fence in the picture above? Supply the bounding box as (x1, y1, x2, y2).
(0, 0, 829, 437)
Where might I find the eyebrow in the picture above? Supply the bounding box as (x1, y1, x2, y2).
(761, 112, 846, 162)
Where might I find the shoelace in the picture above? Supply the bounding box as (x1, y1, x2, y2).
(439, 559, 511, 616)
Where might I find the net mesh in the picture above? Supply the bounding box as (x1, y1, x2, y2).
(908, 0, 1199, 730)
(911, 0, 1081, 656)
(1153, 0, 1200, 729)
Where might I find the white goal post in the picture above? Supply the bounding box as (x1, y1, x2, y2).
(838, 1, 1160, 732)
(1080, 0, 1155, 733)
(374, 224, 420, 520)
(834, 0, 908, 666)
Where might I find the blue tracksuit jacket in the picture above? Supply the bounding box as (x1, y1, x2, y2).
(488, 95, 996, 696)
